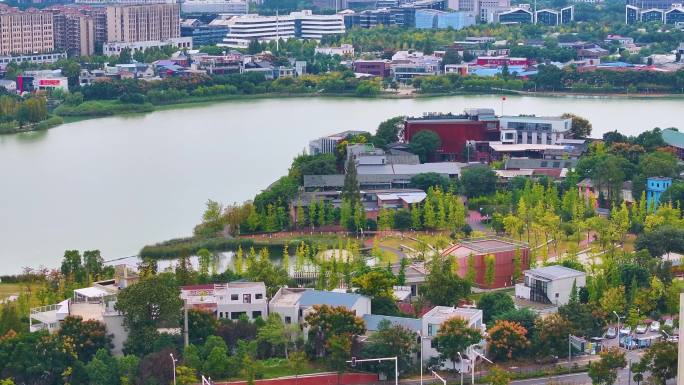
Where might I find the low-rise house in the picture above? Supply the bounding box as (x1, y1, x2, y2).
(269, 287, 371, 325)
(29, 265, 137, 355)
(0, 79, 16, 92)
(421, 306, 485, 369)
(515, 265, 586, 307)
(315, 44, 355, 57)
(181, 282, 268, 321)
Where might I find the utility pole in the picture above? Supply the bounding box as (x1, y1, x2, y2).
(183, 300, 189, 347)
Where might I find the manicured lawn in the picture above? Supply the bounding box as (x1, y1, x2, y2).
(260, 358, 321, 379)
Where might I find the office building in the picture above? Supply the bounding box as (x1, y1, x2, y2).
(222, 11, 344, 48)
(76, 0, 176, 4)
(496, 6, 533, 23)
(105, 3, 180, 43)
(560, 5, 574, 23)
(498, 115, 572, 145)
(309, 130, 369, 155)
(102, 37, 192, 56)
(0, 52, 66, 66)
(515, 265, 586, 307)
(626, 3, 684, 23)
(404, 109, 499, 162)
(535, 9, 559, 25)
(0, 9, 54, 56)
(626, 0, 681, 9)
(50, 7, 96, 57)
(17, 69, 69, 92)
(180, 282, 268, 321)
(414, 9, 476, 29)
(181, 0, 248, 14)
(181, 19, 229, 46)
(478, 0, 510, 22)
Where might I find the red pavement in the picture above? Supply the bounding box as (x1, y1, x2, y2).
(214, 373, 379, 385)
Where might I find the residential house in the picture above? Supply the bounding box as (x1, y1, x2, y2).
(269, 288, 371, 325)
(180, 282, 268, 321)
(515, 265, 586, 307)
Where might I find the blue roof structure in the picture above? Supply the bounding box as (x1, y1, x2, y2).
(299, 290, 365, 308)
(363, 314, 421, 332)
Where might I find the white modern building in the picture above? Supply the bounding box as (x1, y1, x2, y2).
(315, 43, 355, 57)
(498, 115, 573, 145)
(181, 0, 248, 14)
(180, 282, 268, 321)
(222, 10, 345, 48)
(421, 306, 485, 369)
(309, 130, 369, 155)
(269, 287, 371, 325)
(29, 266, 138, 355)
(515, 265, 586, 307)
(103, 37, 193, 56)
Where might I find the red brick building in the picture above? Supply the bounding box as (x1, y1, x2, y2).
(353, 60, 390, 77)
(442, 237, 530, 289)
(403, 109, 500, 162)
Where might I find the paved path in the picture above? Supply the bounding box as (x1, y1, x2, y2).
(467, 210, 489, 233)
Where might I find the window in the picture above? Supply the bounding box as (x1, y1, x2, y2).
(431, 339, 438, 349)
(255, 293, 263, 300)
(285, 316, 292, 324)
(219, 312, 224, 318)
(252, 311, 262, 319)
(428, 324, 436, 336)
(231, 294, 238, 301)
(540, 161, 548, 167)
(243, 294, 252, 304)
(231, 311, 246, 320)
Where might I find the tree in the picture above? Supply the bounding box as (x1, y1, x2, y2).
(373, 116, 404, 148)
(257, 313, 288, 358)
(478, 292, 515, 325)
(493, 308, 538, 338)
(588, 348, 626, 385)
(410, 172, 451, 192)
(362, 320, 417, 377)
(434, 317, 482, 371)
(599, 286, 626, 315)
(304, 305, 365, 357)
(484, 254, 496, 287)
(422, 256, 471, 306)
(175, 366, 198, 385)
(639, 341, 677, 385)
(558, 301, 604, 338)
(486, 366, 511, 385)
(289, 350, 308, 385)
(58, 316, 112, 362)
(342, 156, 361, 205)
(487, 320, 529, 361)
(461, 166, 497, 197)
(353, 269, 396, 298)
(85, 349, 118, 385)
(533, 313, 574, 358)
(561, 113, 593, 138)
(408, 130, 442, 163)
(327, 334, 351, 372)
(187, 309, 218, 345)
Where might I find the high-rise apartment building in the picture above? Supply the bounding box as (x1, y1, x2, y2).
(105, 3, 180, 43)
(0, 8, 55, 56)
(49, 7, 96, 56)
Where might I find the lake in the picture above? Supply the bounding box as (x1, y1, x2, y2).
(1, 95, 682, 274)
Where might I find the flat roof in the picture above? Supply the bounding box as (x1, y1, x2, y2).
(423, 306, 482, 321)
(489, 142, 568, 152)
(526, 265, 585, 280)
(363, 314, 421, 332)
(443, 237, 527, 256)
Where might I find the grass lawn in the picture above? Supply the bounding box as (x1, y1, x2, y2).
(0, 283, 25, 300)
(219, 358, 322, 381)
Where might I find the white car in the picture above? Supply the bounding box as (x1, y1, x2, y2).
(650, 321, 660, 332)
(636, 324, 647, 334)
(665, 318, 674, 328)
(620, 326, 632, 335)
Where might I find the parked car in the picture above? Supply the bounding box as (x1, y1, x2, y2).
(605, 327, 617, 339)
(620, 326, 632, 335)
(636, 324, 648, 334)
(665, 318, 674, 328)
(650, 321, 660, 332)
(667, 336, 679, 343)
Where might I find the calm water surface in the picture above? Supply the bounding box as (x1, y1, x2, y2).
(1, 95, 682, 274)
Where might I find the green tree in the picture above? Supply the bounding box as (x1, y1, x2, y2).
(362, 320, 417, 377)
(422, 256, 471, 306)
(434, 317, 482, 371)
(487, 320, 529, 361)
(484, 254, 496, 287)
(561, 113, 593, 138)
(408, 130, 442, 163)
(486, 365, 511, 385)
(304, 305, 365, 357)
(461, 166, 497, 197)
(639, 341, 677, 385)
(257, 313, 288, 358)
(588, 348, 626, 385)
(58, 316, 112, 362)
(475, 290, 513, 323)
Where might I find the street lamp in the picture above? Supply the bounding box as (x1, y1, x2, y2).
(613, 311, 625, 348)
(170, 353, 178, 385)
(456, 352, 464, 385)
(470, 350, 493, 385)
(418, 333, 430, 385)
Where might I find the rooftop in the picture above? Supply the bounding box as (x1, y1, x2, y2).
(271, 288, 367, 309)
(662, 128, 684, 149)
(442, 237, 528, 257)
(423, 306, 482, 321)
(363, 314, 421, 333)
(526, 265, 585, 281)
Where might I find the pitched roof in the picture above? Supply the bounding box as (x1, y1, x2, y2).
(662, 128, 684, 149)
